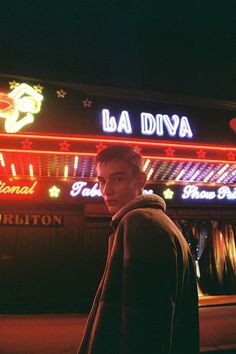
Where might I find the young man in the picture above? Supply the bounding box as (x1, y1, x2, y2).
(78, 145, 199, 354)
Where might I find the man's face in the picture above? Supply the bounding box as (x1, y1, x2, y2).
(97, 159, 145, 215)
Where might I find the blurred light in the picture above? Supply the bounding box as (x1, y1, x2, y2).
(49, 185, 61, 198)
(217, 172, 228, 183)
(74, 156, 79, 169)
(175, 168, 185, 181)
(217, 163, 229, 176)
(0, 153, 5, 167)
(190, 169, 201, 182)
(147, 168, 154, 180)
(64, 165, 68, 178)
(143, 159, 150, 172)
(203, 170, 215, 182)
(163, 188, 174, 200)
(11, 163, 16, 176)
(29, 163, 34, 177)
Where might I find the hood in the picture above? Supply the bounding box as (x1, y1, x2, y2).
(111, 194, 166, 229)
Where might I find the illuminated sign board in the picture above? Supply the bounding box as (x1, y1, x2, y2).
(0, 179, 235, 205)
(102, 109, 193, 138)
(181, 185, 236, 201)
(69, 181, 236, 204)
(70, 181, 102, 197)
(0, 213, 63, 227)
(0, 76, 235, 146)
(70, 181, 153, 198)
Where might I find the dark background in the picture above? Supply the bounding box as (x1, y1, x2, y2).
(1, 1, 236, 100)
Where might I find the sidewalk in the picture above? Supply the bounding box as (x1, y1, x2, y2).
(0, 296, 236, 354)
(199, 294, 236, 307)
(201, 349, 236, 354)
(199, 295, 236, 354)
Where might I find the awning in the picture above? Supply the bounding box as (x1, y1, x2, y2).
(0, 133, 236, 185)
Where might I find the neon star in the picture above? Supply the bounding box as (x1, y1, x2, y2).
(83, 98, 92, 107)
(59, 140, 71, 152)
(134, 145, 142, 154)
(33, 84, 43, 93)
(196, 149, 207, 159)
(49, 185, 61, 198)
(9, 80, 20, 89)
(227, 151, 236, 160)
(163, 188, 174, 200)
(165, 147, 175, 157)
(21, 138, 33, 149)
(96, 142, 107, 153)
(57, 89, 67, 98)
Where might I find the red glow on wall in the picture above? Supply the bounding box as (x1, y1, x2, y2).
(229, 117, 236, 133)
(0, 93, 14, 111)
(1, 132, 236, 151)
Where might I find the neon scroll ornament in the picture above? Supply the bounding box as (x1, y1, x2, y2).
(0, 83, 43, 133)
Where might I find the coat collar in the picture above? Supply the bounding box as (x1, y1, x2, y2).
(111, 194, 166, 230)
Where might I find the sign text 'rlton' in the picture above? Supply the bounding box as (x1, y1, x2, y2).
(0, 214, 63, 227)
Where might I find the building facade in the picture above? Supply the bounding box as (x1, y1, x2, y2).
(0, 74, 236, 312)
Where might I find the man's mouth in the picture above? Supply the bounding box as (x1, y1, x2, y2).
(105, 200, 117, 206)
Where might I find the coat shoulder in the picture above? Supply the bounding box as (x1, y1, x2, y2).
(121, 206, 167, 228)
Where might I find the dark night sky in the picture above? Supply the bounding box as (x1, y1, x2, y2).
(1, 1, 236, 100)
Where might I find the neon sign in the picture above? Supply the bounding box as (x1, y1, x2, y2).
(0, 83, 43, 133)
(49, 185, 61, 198)
(70, 181, 153, 198)
(0, 180, 38, 195)
(181, 185, 236, 200)
(102, 109, 193, 138)
(102, 109, 132, 134)
(163, 188, 174, 200)
(140, 113, 193, 138)
(69, 181, 236, 204)
(70, 181, 102, 197)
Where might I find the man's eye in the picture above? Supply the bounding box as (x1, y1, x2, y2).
(115, 176, 123, 182)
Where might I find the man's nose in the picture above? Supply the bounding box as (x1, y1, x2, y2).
(102, 181, 113, 195)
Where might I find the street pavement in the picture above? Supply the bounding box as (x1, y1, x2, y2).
(199, 295, 236, 354)
(200, 306, 236, 354)
(0, 296, 236, 354)
(0, 313, 86, 354)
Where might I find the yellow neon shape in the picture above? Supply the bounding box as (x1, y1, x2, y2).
(9, 80, 20, 89)
(163, 188, 174, 200)
(49, 185, 61, 198)
(0, 83, 43, 133)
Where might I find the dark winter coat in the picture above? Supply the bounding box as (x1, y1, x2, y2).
(78, 194, 199, 354)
